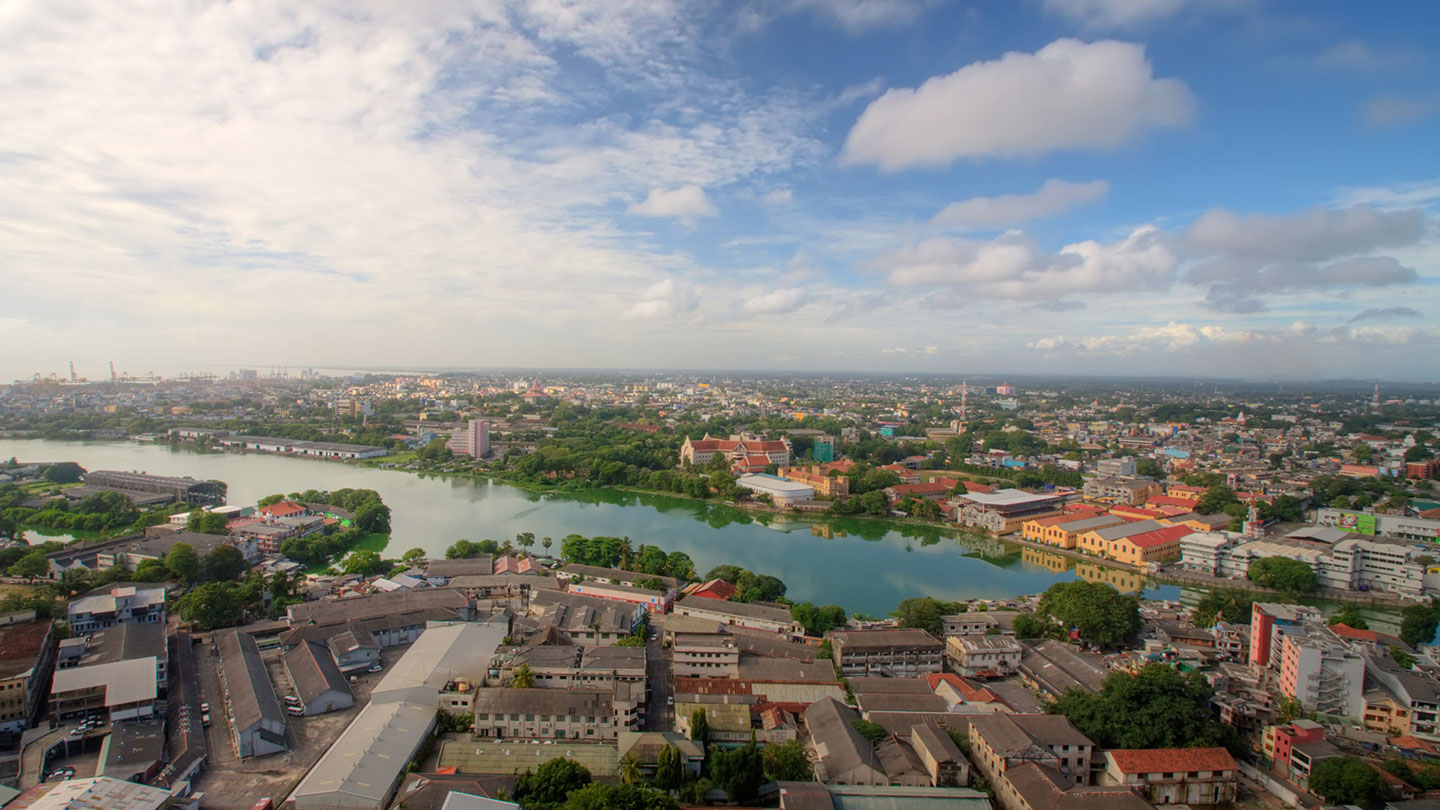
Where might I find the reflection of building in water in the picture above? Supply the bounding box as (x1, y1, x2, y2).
(957, 534, 1012, 560)
(810, 524, 845, 540)
(1021, 547, 1072, 574)
(1074, 561, 1146, 594)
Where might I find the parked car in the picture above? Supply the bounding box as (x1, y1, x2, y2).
(200, 702, 210, 713)
(201, 713, 211, 728)
(367, 664, 383, 673)
(666, 696, 674, 706)
(285, 706, 305, 717)
(283, 694, 301, 706)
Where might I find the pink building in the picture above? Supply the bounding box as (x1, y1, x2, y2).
(1249, 602, 1322, 671)
(568, 580, 674, 614)
(446, 419, 490, 458)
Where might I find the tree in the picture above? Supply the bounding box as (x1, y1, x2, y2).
(791, 602, 847, 636)
(618, 753, 642, 785)
(1308, 757, 1386, 808)
(851, 719, 887, 745)
(341, 550, 387, 577)
(1248, 557, 1317, 594)
(257, 493, 287, 508)
(1135, 458, 1164, 478)
(56, 567, 92, 598)
(8, 550, 48, 581)
(354, 501, 391, 533)
(560, 784, 680, 810)
(1195, 485, 1240, 515)
(891, 597, 959, 637)
(401, 547, 427, 563)
(174, 582, 245, 630)
(512, 663, 536, 688)
(1192, 588, 1254, 628)
(513, 757, 592, 810)
(446, 539, 483, 559)
(689, 707, 708, 742)
(654, 745, 683, 791)
(1012, 613, 1053, 640)
(1048, 663, 1237, 751)
(1400, 605, 1440, 646)
(187, 509, 229, 535)
(165, 543, 201, 585)
(1036, 581, 1140, 647)
(43, 462, 85, 483)
(710, 740, 765, 804)
(1405, 445, 1433, 464)
(418, 438, 452, 461)
(132, 559, 171, 582)
(542, 537, 553, 552)
(204, 545, 248, 582)
(1353, 444, 1375, 462)
(664, 551, 694, 581)
(763, 739, 813, 781)
(1329, 603, 1369, 630)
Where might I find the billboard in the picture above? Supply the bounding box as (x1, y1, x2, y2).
(1336, 511, 1377, 535)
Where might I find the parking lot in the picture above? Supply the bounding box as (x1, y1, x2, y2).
(189, 638, 411, 809)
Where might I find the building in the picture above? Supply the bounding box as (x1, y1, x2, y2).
(803, 697, 970, 788)
(283, 640, 355, 716)
(292, 622, 506, 810)
(673, 595, 804, 638)
(83, 469, 227, 505)
(220, 434, 388, 459)
(778, 465, 849, 498)
(1095, 458, 1137, 477)
(680, 433, 791, 470)
(216, 630, 287, 758)
(446, 420, 491, 458)
(1091, 524, 1189, 566)
(1271, 623, 1365, 716)
(1249, 602, 1324, 671)
(527, 590, 647, 646)
(778, 783, 991, 810)
(736, 473, 815, 506)
(1101, 748, 1238, 804)
(1318, 508, 1440, 543)
(1023, 514, 1127, 549)
(946, 635, 1023, 677)
(1001, 763, 1153, 810)
(956, 490, 1067, 535)
(1082, 476, 1162, 506)
(49, 657, 158, 723)
(12, 776, 173, 810)
(618, 731, 706, 779)
(1183, 532, 1433, 597)
(493, 644, 647, 693)
(67, 586, 165, 634)
(1017, 640, 1108, 700)
(968, 713, 1095, 788)
(0, 616, 57, 732)
(566, 580, 673, 613)
(470, 684, 643, 741)
(55, 622, 167, 691)
(672, 633, 740, 678)
(827, 628, 944, 678)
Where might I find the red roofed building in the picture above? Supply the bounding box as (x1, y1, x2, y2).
(680, 434, 791, 470)
(1340, 464, 1382, 479)
(259, 500, 306, 519)
(1146, 495, 1201, 510)
(1105, 524, 1191, 565)
(885, 482, 953, 503)
(1328, 623, 1378, 643)
(963, 481, 997, 494)
(688, 579, 739, 601)
(924, 673, 1004, 708)
(879, 463, 921, 484)
(1102, 747, 1238, 804)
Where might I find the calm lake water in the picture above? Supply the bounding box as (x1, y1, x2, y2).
(1, 438, 1185, 614)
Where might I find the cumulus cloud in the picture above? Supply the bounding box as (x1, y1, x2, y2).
(628, 186, 719, 225)
(1333, 179, 1440, 208)
(1365, 94, 1440, 128)
(878, 224, 1176, 302)
(1350, 306, 1424, 323)
(843, 39, 1194, 169)
(933, 179, 1109, 229)
(742, 288, 807, 315)
(1041, 0, 1186, 28)
(1184, 206, 1425, 312)
(624, 278, 699, 320)
(1029, 321, 1440, 360)
(763, 188, 795, 205)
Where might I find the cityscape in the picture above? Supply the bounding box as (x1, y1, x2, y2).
(2, 2, 1439, 810)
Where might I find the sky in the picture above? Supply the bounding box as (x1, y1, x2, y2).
(2, 0, 1439, 382)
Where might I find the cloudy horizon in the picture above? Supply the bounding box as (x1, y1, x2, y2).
(2, 0, 1438, 382)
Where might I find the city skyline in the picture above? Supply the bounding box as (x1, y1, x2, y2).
(3, 0, 1439, 381)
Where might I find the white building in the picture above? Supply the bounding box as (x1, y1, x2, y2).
(67, 586, 166, 634)
(736, 473, 814, 506)
(446, 419, 491, 458)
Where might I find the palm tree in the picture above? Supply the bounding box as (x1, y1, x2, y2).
(618, 753, 642, 785)
(58, 568, 92, 599)
(541, 537, 552, 553)
(512, 663, 535, 689)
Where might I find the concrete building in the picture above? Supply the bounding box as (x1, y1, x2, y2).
(827, 628, 944, 678)
(673, 596, 804, 638)
(283, 640, 355, 716)
(15, 776, 173, 810)
(1023, 514, 1127, 549)
(1017, 641, 1108, 700)
(49, 656, 158, 723)
(736, 473, 815, 506)
(968, 713, 1095, 788)
(68, 586, 166, 634)
(1184, 536, 1433, 598)
(672, 633, 740, 678)
(1101, 748, 1238, 805)
(1082, 476, 1162, 506)
(56, 622, 167, 692)
(680, 434, 791, 470)
(83, 469, 227, 505)
(566, 580, 673, 613)
(0, 616, 57, 732)
(470, 684, 643, 741)
(803, 697, 969, 788)
(492, 644, 647, 693)
(1001, 763, 1153, 810)
(527, 590, 646, 646)
(216, 630, 287, 758)
(1318, 508, 1440, 543)
(946, 635, 1023, 677)
(955, 490, 1066, 535)
(1249, 602, 1324, 671)
(1272, 623, 1365, 717)
(446, 419, 491, 458)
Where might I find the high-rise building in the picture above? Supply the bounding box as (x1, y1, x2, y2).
(813, 435, 836, 463)
(446, 419, 490, 458)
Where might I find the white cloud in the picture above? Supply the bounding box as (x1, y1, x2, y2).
(624, 278, 699, 320)
(779, 0, 940, 31)
(1365, 94, 1440, 128)
(628, 185, 719, 226)
(742, 288, 807, 314)
(1333, 179, 1440, 209)
(1041, 0, 1186, 28)
(1313, 40, 1417, 72)
(879, 224, 1176, 302)
(763, 187, 795, 205)
(842, 39, 1194, 169)
(933, 179, 1108, 229)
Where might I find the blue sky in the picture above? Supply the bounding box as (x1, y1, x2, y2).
(1, 0, 1438, 380)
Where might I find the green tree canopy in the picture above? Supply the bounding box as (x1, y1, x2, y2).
(1247, 556, 1317, 594)
(175, 582, 245, 630)
(710, 740, 765, 805)
(763, 739, 814, 781)
(1328, 603, 1369, 630)
(513, 757, 592, 810)
(560, 784, 680, 810)
(8, 550, 48, 580)
(1036, 581, 1140, 647)
(42, 462, 85, 483)
(165, 543, 201, 585)
(1195, 485, 1240, 515)
(203, 544, 248, 582)
(791, 602, 847, 636)
(1191, 588, 1254, 628)
(341, 550, 388, 577)
(187, 509, 230, 535)
(1400, 605, 1440, 646)
(891, 597, 960, 637)
(1048, 663, 1237, 751)
(1308, 757, 1386, 808)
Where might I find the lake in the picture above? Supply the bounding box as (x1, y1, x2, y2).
(0, 438, 1180, 615)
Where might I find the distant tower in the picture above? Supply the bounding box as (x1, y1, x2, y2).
(1243, 500, 1263, 539)
(69, 361, 76, 382)
(1373, 379, 1381, 412)
(960, 378, 969, 422)
(110, 361, 116, 382)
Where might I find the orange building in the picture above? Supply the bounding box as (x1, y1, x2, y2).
(1023, 513, 1128, 549)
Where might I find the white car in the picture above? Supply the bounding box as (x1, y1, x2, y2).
(367, 664, 383, 673)
(665, 695, 674, 706)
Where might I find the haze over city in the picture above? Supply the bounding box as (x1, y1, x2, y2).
(3, 0, 1439, 380)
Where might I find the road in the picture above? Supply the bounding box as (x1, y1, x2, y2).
(644, 613, 673, 731)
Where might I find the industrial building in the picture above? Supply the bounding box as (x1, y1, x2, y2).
(216, 630, 287, 758)
(736, 473, 814, 506)
(0, 615, 57, 733)
(283, 641, 355, 716)
(81, 469, 227, 505)
(954, 489, 1066, 534)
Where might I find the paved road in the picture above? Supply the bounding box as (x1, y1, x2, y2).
(644, 614, 673, 732)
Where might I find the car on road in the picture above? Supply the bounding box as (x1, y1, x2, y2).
(285, 705, 305, 717)
(283, 694, 301, 706)
(666, 695, 673, 706)
(68, 727, 85, 736)
(367, 664, 383, 673)
(45, 767, 75, 781)
(200, 702, 209, 713)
